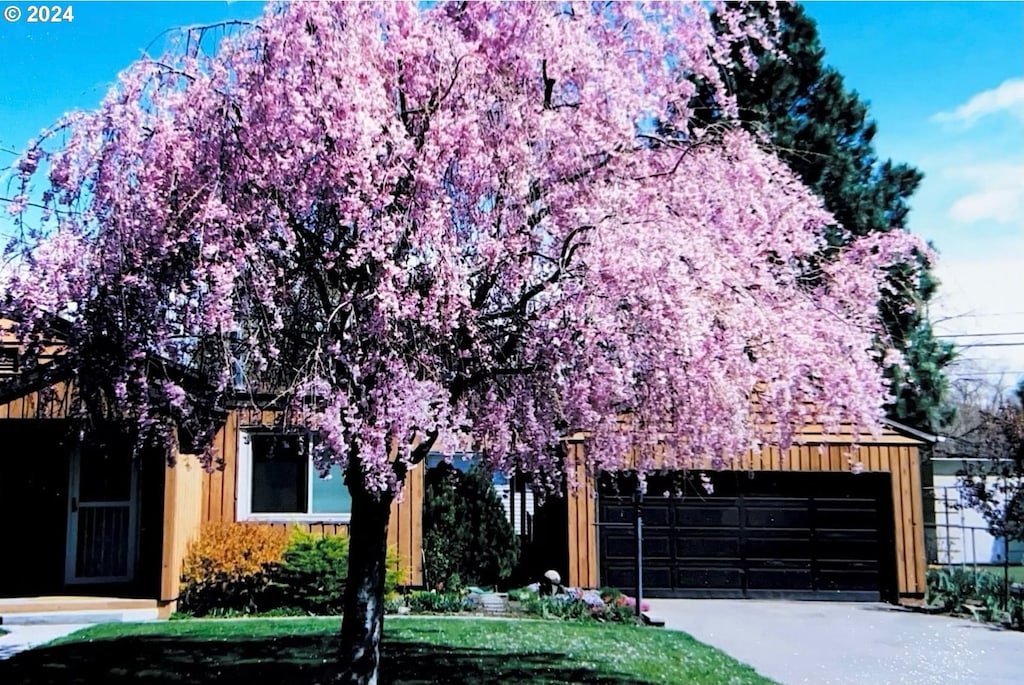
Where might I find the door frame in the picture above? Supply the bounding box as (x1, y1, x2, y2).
(64, 444, 140, 585)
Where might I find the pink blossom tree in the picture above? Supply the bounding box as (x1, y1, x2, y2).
(3, 2, 926, 683)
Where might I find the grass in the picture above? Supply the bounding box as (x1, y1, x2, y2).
(0, 616, 775, 685)
(941, 564, 1024, 583)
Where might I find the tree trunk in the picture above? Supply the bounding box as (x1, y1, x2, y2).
(333, 486, 394, 685)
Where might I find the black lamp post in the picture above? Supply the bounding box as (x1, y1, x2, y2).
(634, 478, 644, 618)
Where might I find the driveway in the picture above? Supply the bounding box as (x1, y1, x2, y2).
(647, 599, 1023, 685)
(0, 624, 92, 661)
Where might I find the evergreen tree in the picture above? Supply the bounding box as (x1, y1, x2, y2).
(697, 2, 955, 430)
(423, 463, 520, 589)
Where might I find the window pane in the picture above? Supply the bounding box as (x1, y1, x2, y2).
(78, 446, 133, 502)
(251, 433, 307, 514)
(312, 464, 352, 514)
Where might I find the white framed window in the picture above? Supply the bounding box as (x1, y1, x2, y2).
(236, 429, 352, 523)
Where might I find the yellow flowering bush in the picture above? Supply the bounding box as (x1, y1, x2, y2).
(179, 522, 290, 616)
(179, 522, 406, 616)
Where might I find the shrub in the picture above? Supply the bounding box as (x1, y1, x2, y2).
(515, 587, 642, 624)
(179, 522, 290, 616)
(271, 530, 403, 614)
(272, 529, 350, 614)
(404, 590, 470, 614)
(521, 595, 593, 621)
(927, 567, 990, 613)
(423, 463, 519, 589)
(180, 523, 406, 617)
(506, 587, 537, 603)
(384, 547, 405, 595)
(927, 567, 1023, 630)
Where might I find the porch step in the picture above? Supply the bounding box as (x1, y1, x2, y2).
(0, 597, 160, 625)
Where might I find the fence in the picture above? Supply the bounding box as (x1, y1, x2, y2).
(925, 483, 1023, 568)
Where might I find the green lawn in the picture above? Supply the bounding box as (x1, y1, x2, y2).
(942, 565, 1024, 583)
(0, 617, 775, 685)
(978, 565, 1024, 583)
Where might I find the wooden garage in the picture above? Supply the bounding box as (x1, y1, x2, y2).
(565, 422, 933, 602)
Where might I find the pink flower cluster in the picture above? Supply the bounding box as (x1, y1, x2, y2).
(4, 2, 925, 494)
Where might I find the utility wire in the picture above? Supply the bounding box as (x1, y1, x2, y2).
(951, 371, 1024, 376)
(958, 342, 1024, 349)
(938, 332, 1024, 339)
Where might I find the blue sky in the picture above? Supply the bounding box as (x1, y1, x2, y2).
(1, 1, 1023, 386)
(803, 2, 1024, 388)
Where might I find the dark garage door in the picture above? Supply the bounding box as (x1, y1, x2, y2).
(598, 471, 897, 601)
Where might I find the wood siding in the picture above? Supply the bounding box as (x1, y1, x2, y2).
(0, 381, 72, 419)
(195, 409, 425, 586)
(567, 434, 928, 599)
(160, 454, 205, 603)
(565, 441, 599, 589)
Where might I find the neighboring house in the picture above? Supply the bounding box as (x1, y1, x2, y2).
(928, 456, 1024, 565)
(423, 452, 536, 537)
(1, 318, 935, 608)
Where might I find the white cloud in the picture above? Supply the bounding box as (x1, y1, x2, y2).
(941, 163, 1024, 225)
(933, 78, 1024, 127)
(950, 189, 1022, 224)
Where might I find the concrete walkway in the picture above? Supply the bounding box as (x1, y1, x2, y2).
(648, 599, 1024, 685)
(0, 624, 91, 661)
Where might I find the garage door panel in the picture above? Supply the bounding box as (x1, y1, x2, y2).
(599, 471, 893, 600)
(814, 538, 880, 561)
(745, 506, 812, 528)
(745, 537, 813, 559)
(815, 507, 878, 529)
(675, 536, 742, 558)
(747, 568, 813, 590)
(642, 567, 674, 588)
(643, 501, 673, 526)
(599, 500, 633, 525)
(815, 496, 877, 508)
(602, 565, 636, 589)
(642, 535, 672, 558)
(602, 532, 637, 559)
(676, 567, 744, 590)
(815, 527, 879, 540)
(816, 567, 879, 591)
(602, 566, 677, 591)
(674, 506, 740, 527)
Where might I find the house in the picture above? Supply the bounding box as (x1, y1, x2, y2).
(0, 383, 425, 616)
(0, 319, 424, 615)
(927, 456, 1023, 565)
(1, 319, 934, 609)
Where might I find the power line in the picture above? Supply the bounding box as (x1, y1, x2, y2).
(959, 342, 1024, 349)
(938, 332, 1024, 339)
(952, 372, 1024, 377)
(940, 312, 1024, 319)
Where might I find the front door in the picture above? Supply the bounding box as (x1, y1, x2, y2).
(65, 444, 139, 584)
